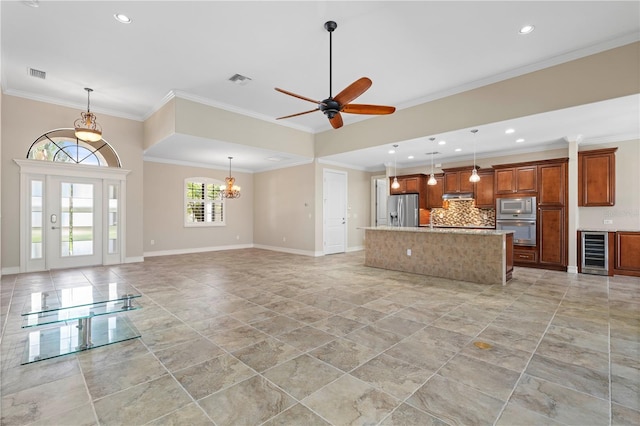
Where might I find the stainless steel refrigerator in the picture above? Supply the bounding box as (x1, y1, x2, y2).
(387, 194, 419, 227)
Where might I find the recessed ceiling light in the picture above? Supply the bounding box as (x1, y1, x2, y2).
(114, 13, 132, 24)
(407, 155, 414, 159)
(516, 138, 525, 143)
(388, 149, 395, 154)
(519, 25, 535, 35)
(438, 140, 446, 145)
(505, 128, 515, 134)
(455, 148, 462, 152)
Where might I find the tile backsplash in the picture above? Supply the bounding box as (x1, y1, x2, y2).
(431, 200, 495, 227)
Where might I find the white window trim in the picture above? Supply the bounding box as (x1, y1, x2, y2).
(184, 177, 226, 227)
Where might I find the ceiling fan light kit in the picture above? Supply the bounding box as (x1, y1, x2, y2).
(275, 20, 395, 129)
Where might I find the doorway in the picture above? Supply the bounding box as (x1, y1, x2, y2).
(17, 159, 129, 272)
(46, 176, 103, 269)
(323, 169, 347, 255)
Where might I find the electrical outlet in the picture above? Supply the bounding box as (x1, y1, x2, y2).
(282, 237, 286, 242)
(603, 219, 613, 224)
(150, 239, 155, 245)
(407, 249, 412, 256)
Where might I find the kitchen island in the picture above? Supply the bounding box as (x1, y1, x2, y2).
(363, 226, 514, 285)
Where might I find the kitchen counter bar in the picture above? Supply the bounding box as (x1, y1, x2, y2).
(363, 226, 514, 285)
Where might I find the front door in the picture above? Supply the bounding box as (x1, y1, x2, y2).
(323, 169, 347, 254)
(46, 176, 103, 269)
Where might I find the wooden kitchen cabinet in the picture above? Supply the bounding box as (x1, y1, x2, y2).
(538, 160, 567, 206)
(578, 147, 617, 206)
(514, 246, 537, 264)
(614, 231, 640, 277)
(538, 207, 565, 267)
(443, 167, 474, 194)
(426, 174, 444, 209)
(389, 174, 422, 195)
(474, 168, 495, 208)
(494, 165, 537, 194)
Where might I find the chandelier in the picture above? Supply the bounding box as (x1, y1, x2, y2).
(221, 156, 241, 199)
(74, 88, 103, 142)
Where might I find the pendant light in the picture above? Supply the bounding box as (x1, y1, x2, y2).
(469, 129, 481, 183)
(221, 157, 241, 199)
(391, 144, 400, 189)
(74, 88, 103, 142)
(427, 137, 437, 186)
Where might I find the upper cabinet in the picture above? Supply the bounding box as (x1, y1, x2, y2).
(578, 147, 617, 206)
(494, 165, 537, 194)
(538, 160, 567, 206)
(426, 174, 444, 209)
(443, 167, 474, 194)
(389, 174, 422, 195)
(474, 168, 495, 208)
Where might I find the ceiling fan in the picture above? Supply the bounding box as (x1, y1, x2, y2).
(275, 21, 396, 129)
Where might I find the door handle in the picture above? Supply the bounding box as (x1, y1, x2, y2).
(51, 226, 60, 230)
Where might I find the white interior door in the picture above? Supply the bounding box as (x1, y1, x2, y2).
(323, 169, 347, 255)
(46, 176, 103, 269)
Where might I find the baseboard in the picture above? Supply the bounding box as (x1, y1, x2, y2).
(125, 256, 144, 264)
(567, 265, 578, 274)
(253, 244, 321, 257)
(347, 246, 364, 253)
(1, 266, 21, 276)
(144, 244, 254, 258)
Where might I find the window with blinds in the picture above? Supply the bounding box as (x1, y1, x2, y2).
(185, 178, 225, 226)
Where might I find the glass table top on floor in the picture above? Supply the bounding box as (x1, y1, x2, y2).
(20, 282, 142, 364)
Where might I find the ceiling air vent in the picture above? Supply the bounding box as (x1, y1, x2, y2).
(229, 73, 251, 86)
(29, 68, 46, 79)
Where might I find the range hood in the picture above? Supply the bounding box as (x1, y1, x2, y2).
(442, 192, 474, 200)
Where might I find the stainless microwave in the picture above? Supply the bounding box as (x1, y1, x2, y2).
(496, 197, 536, 220)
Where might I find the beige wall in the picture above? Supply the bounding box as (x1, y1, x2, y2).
(578, 139, 640, 231)
(0, 95, 144, 270)
(174, 97, 314, 157)
(315, 42, 640, 157)
(143, 161, 253, 254)
(143, 98, 176, 150)
(253, 162, 316, 254)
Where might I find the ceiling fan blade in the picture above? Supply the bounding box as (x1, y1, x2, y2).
(276, 108, 319, 120)
(334, 77, 372, 106)
(342, 104, 396, 115)
(329, 112, 343, 129)
(275, 88, 323, 105)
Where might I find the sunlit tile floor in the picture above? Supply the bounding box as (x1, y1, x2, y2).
(1, 249, 639, 425)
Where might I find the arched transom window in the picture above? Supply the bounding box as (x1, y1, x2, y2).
(26, 128, 121, 167)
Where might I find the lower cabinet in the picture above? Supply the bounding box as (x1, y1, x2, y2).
(514, 246, 537, 264)
(614, 231, 640, 277)
(539, 207, 565, 267)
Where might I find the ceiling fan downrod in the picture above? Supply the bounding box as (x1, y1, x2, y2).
(324, 21, 337, 98)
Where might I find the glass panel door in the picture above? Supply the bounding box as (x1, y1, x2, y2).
(47, 176, 102, 269)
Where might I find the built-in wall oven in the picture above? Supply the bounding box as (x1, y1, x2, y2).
(496, 196, 537, 246)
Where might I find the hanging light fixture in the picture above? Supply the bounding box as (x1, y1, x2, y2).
(221, 156, 241, 199)
(469, 129, 481, 183)
(427, 137, 437, 186)
(391, 144, 400, 189)
(74, 88, 103, 142)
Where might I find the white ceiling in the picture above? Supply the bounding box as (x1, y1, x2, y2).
(2, 1, 639, 172)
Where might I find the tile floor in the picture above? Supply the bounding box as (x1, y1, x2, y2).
(1, 248, 639, 425)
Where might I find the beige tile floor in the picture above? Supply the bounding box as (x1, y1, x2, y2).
(1, 248, 639, 425)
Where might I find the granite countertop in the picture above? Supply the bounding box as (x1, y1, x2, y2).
(420, 225, 495, 229)
(363, 226, 513, 235)
(578, 228, 640, 233)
